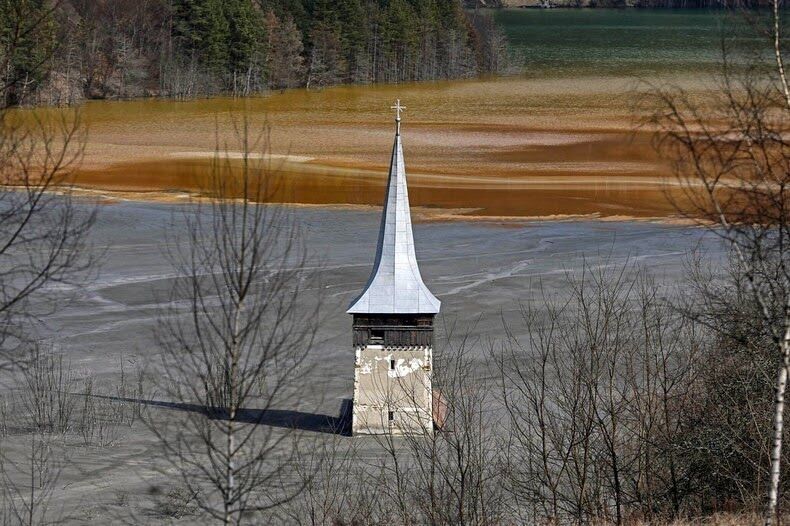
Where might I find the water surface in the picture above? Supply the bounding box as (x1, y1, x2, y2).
(496, 8, 762, 76)
(40, 11, 753, 218)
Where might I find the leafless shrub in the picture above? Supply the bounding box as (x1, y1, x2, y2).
(0, 348, 147, 448)
(0, 432, 65, 525)
(0, 395, 9, 438)
(646, 4, 790, 521)
(88, 397, 126, 448)
(154, 486, 201, 520)
(499, 261, 703, 524)
(277, 435, 383, 525)
(0, 345, 84, 437)
(115, 355, 148, 428)
(0, 351, 150, 521)
(78, 375, 96, 445)
(18, 345, 78, 434)
(77, 374, 142, 448)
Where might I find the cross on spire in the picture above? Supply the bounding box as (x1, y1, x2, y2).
(391, 99, 406, 135)
(347, 97, 440, 315)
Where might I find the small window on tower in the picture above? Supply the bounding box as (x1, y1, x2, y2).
(388, 411, 395, 422)
(390, 358, 396, 370)
(370, 329, 384, 343)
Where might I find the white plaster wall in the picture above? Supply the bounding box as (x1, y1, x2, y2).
(352, 344, 433, 436)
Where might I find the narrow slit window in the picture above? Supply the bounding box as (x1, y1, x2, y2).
(390, 359, 396, 370)
(388, 411, 395, 422)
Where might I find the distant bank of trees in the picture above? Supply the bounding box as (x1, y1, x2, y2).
(463, 0, 770, 10)
(0, 0, 510, 106)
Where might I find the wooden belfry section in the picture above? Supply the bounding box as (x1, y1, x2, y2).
(347, 100, 441, 436)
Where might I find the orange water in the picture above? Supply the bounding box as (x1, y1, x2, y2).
(25, 75, 714, 218)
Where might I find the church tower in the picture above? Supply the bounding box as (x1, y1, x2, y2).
(347, 101, 441, 436)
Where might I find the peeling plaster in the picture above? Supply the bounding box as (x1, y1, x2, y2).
(353, 345, 435, 435)
(388, 357, 423, 378)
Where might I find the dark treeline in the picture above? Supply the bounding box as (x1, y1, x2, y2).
(463, 0, 771, 9)
(0, 0, 510, 106)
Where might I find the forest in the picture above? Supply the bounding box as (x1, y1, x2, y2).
(0, 0, 510, 106)
(463, 0, 766, 9)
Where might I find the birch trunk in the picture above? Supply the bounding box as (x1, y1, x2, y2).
(766, 4, 790, 521)
(766, 314, 790, 526)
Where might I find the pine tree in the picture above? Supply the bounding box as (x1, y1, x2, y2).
(336, 0, 368, 82)
(0, 0, 56, 106)
(225, 0, 266, 88)
(257, 0, 310, 41)
(265, 10, 305, 90)
(1, 0, 507, 101)
(380, 0, 419, 82)
(305, 0, 347, 85)
(172, 0, 231, 75)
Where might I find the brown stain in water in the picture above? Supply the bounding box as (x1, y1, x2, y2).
(72, 139, 679, 218)
(39, 76, 712, 218)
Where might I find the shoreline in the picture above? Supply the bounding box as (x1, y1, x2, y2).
(63, 185, 697, 226)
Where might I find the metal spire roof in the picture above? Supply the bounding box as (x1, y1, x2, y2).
(347, 101, 441, 315)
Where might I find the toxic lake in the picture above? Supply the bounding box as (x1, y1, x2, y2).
(0, 9, 760, 522)
(36, 9, 749, 219)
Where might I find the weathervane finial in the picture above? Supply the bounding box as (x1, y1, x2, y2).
(391, 99, 406, 135)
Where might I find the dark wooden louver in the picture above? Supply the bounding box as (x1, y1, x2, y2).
(352, 314, 434, 348)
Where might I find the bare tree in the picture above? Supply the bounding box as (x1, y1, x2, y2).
(0, 0, 96, 370)
(648, 4, 790, 523)
(499, 261, 702, 524)
(367, 322, 506, 526)
(0, 109, 96, 371)
(676, 253, 782, 512)
(276, 434, 384, 525)
(148, 119, 321, 524)
(0, 430, 65, 525)
(0, 345, 79, 525)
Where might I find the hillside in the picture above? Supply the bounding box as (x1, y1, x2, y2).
(2, 0, 510, 106)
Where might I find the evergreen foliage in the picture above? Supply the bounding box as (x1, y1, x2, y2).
(0, 0, 56, 106)
(2, 0, 510, 104)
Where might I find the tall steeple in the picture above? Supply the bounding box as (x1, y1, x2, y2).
(347, 100, 441, 315)
(348, 101, 440, 436)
